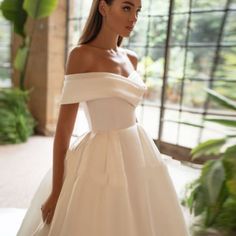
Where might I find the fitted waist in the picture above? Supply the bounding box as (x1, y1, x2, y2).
(90, 121, 138, 134)
(84, 97, 137, 132)
(90, 114, 136, 132)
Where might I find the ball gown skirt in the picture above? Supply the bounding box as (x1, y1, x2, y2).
(17, 71, 190, 236)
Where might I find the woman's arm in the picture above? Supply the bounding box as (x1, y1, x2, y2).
(51, 103, 79, 198)
(41, 46, 91, 224)
(51, 46, 90, 198)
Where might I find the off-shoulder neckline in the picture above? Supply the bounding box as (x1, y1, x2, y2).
(65, 70, 138, 80)
(64, 70, 147, 90)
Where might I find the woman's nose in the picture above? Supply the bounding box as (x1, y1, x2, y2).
(129, 12, 138, 23)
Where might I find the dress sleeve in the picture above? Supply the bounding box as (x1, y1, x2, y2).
(59, 74, 115, 105)
(59, 73, 146, 106)
(59, 75, 89, 104)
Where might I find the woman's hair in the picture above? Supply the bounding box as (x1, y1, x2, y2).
(78, 0, 123, 46)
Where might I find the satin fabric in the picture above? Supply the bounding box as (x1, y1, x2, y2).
(17, 71, 189, 236)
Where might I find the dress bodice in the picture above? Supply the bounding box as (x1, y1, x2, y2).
(60, 71, 147, 132)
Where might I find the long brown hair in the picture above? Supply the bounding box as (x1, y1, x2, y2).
(78, 0, 123, 46)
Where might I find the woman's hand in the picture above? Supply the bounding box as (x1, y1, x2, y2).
(41, 193, 59, 225)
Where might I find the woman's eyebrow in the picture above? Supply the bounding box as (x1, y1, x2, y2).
(122, 1, 142, 8)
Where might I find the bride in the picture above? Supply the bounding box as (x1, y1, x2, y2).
(17, 0, 190, 235)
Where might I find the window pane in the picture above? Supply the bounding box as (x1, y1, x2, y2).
(70, 0, 92, 18)
(222, 11, 236, 43)
(200, 120, 226, 143)
(0, 10, 11, 86)
(149, 16, 168, 46)
(178, 112, 202, 148)
(130, 17, 149, 46)
(138, 47, 165, 76)
(169, 47, 185, 79)
(142, 0, 169, 15)
(178, 124, 199, 148)
(215, 47, 236, 80)
(192, 0, 227, 9)
(189, 12, 225, 44)
(0, 47, 11, 62)
(165, 79, 181, 107)
(174, 0, 194, 12)
(0, 67, 11, 81)
(185, 47, 215, 79)
(162, 110, 179, 144)
(182, 80, 207, 109)
(171, 14, 188, 44)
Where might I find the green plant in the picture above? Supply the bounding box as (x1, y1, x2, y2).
(0, 0, 58, 90)
(0, 88, 36, 144)
(0, 0, 59, 143)
(182, 88, 236, 236)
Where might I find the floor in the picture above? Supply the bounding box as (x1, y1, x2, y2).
(0, 133, 201, 236)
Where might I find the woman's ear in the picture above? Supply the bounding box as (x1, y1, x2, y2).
(99, 0, 107, 17)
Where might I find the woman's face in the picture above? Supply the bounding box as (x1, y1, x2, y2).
(101, 0, 142, 37)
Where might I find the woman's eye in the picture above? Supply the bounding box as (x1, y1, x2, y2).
(123, 6, 141, 16)
(123, 6, 131, 11)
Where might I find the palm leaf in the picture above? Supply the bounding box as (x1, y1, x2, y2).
(191, 138, 226, 160)
(205, 88, 236, 111)
(165, 119, 204, 128)
(204, 117, 236, 128)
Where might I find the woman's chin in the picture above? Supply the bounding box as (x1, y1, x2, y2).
(120, 31, 132, 38)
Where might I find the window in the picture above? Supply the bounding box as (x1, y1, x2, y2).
(67, 0, 236, 160)
(0, 6, 11, 88)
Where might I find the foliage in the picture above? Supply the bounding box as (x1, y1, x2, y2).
(0, 88, 36, 144)
(182, 89, 236, 236)
(0, 0, 27, 37)
(0, 0, 59, 89)
(0, 0, 58, 143)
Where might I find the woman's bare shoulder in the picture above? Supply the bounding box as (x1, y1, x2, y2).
(66, 45, 94, 75)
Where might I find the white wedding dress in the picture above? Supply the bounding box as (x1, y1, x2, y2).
(17, 70, 189, 236)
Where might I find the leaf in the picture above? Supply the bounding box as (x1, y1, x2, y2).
(165, 119, 204, 129)
(182, 180, 200, 209)
(23, 0, 58, 19)
(0, 0, 27, 37)
(223, 155, 236, 180)
(14, 45, 29, 72)
(205, 161, 225, 205)
(215, 197, 236, 230)
(205, 88, 236, 111)
(194, 185, 208, 216)
(224, 145, 236, 159)
(204, 117, 236, 128)
(201, 160, 215, 179)
(226, 179, 236, 197)
(191, 138, 226, 160)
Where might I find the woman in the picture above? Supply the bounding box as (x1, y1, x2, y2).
(17, 0, 189, 235)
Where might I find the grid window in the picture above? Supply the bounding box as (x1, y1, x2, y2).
(67, 0, 236, 159)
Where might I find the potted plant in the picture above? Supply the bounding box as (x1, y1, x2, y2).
(182, 88, 236, 236)
(0, 0, 58, 143)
